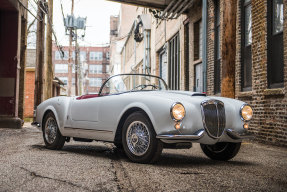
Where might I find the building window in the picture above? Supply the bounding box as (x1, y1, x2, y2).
(72, 78, 75, 85)
(55, 64, 68, 73)
(59, 77, 68, 85)
(168, 33, 180, 90)
(89, 51, 103, 61)
(106, 52, 110, 60)
(89, 78, 102, 87)
(55, 51, 68, 60)
(80, 51, 86, 61)
(194, 19, 202, 60)
(89, 65, 102, 74)
(195, 63, 203, 92)
(214, 0, 221, 94)
(72, 51, 86, 61)
(241, 0, 252, 91)
(267, 0, 284, 88)
(106, 65, 110, 73)
(159, 49, 167, 83)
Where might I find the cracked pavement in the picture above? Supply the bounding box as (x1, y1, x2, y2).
(0, 123, 287, 191)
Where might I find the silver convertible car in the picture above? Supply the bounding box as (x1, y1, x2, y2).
(34, 74, 253, 163)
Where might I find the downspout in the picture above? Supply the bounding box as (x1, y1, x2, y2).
(123, 46, 126, 73)
(143, 28, 151, 75)
(134, 20, 137, 73)
(202, 0, 207, 93)
(146, 30, 151, 74)
(143, 30, 146, 74)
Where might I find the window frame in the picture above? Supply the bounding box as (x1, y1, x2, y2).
(168, 33, 180, 90)
(267, 0, 284, 88)
(241, 0, 253, 92)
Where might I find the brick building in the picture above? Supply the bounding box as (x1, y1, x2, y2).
(110, 0, 286, 146)
(24, 49, 36, 118)
(53, 45, 110, 95)
(24, 49, 65, 118)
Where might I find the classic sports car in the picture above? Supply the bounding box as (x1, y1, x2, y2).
(34, 74, 253, 163)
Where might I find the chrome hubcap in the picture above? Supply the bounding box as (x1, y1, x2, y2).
(44, 117, 57, 144)
(126, 121, 150, 156)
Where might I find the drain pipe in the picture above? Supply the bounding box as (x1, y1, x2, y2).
(146, 29, 151, 74)
(202, 0, 207, 93)
(143, 30, 146, 74)
(143, 30, 151, 74)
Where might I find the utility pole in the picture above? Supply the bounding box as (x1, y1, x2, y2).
(78, 44, 83, 95)
(34, 0, 46, 116)
(67, 0, 74, 96)
(75, 29, 78, 96)
(64, 2, 86, 96)
(45, 0, 53, 100)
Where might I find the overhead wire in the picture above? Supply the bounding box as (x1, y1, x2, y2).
(17, 0, 43, 21)
(18, 0, 64, 57)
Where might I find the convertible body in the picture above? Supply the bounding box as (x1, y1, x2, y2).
(34, 74, 253, 163)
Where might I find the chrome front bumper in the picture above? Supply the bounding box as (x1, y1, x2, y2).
(156, 129, 253, 142)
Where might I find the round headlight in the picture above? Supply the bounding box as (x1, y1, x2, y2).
(240, 104, 253, 121)
(171, 103, 185, 121)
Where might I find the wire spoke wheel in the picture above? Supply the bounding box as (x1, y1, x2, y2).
(122, 111, 163, 163)
(126, 121, 150, 156)
(44, 117, 58, 144)
(42, 112, 65, 150)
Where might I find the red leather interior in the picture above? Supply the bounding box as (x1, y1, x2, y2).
(76, 94, 99, 100)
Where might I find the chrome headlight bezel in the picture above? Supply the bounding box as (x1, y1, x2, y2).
(170, 102, 186, 122)
(240, 104, 253, 122)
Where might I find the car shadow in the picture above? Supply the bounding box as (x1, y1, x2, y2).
(157, 152, 256, 167)
(31, 143, 256, 167)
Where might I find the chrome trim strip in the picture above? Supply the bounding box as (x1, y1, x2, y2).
(156, 129, 205, 140)
(64, 127, 113, 134)
(226, 129, 254, 140)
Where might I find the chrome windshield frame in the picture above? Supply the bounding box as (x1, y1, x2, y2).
(98, 73, 169, 96)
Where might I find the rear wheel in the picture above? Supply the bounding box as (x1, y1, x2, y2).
(200, 142, 241, 161)
(42, 112, 65, 150)
(122, 112, 163, 163)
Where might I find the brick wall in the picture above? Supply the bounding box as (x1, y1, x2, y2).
(206, 0, 215, 95)
(235, 0, 287, 147)
(24, 69, 35, 118)
(187, 1, 203, 92)
(206, 0, 224, 96)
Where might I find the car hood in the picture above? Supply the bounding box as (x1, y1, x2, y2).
(126, 90, 245, 107)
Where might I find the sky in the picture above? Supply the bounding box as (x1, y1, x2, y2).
(27, 0, 121, 47)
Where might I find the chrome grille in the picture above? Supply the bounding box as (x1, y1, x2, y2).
(201, 100, 226, 138)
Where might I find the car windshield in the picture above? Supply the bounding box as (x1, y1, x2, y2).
(99, 74, 168, 96)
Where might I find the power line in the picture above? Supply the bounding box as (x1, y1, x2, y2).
(17, 0, 43, 21)
(19, 0, 64, 58)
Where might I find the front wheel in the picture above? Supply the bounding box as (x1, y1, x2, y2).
(42, 112, 66, 150)
(122, 112, 163, 164)
(200, 142, 241, 161)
